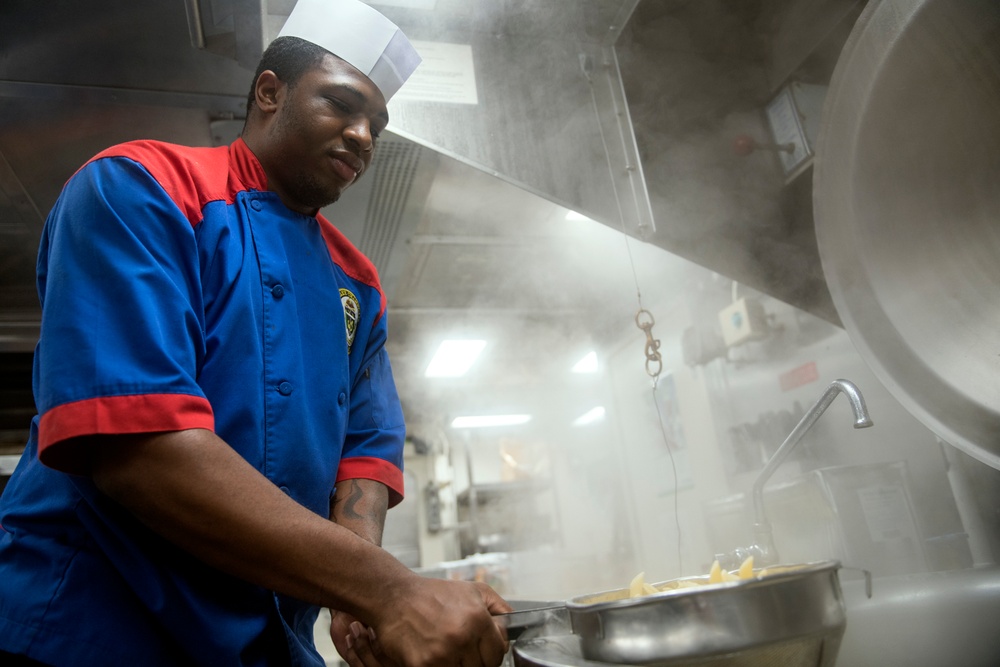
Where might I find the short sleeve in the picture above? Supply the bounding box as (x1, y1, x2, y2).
(34, 156, 213, 473)
(338, 344, 406, 506)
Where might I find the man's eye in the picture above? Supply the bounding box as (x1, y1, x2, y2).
(328, 97, 350, 113)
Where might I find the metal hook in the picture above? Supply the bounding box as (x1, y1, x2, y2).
(635, 308, 662, 377)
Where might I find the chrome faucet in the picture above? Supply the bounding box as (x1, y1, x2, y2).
(717, 379, 873, 569)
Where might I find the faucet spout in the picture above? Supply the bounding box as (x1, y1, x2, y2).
(747, 379, 873, 566)
(836, 379, 874, 429)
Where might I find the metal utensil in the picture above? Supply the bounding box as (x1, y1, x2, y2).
(496, 604, 569, 641)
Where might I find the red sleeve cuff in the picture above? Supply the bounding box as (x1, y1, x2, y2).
(337, 456, 404, 508)
(38, 393, 215, 474)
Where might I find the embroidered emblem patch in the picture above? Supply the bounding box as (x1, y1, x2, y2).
(340, 288, 360, 353)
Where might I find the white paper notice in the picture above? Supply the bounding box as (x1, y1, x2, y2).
(857, 484, 911, 543)
(392, 41, 479, 105)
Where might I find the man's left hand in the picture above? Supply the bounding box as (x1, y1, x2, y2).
(331, 610, 396, 667)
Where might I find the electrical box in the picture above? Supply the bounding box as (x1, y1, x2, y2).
(765, 82, 828, 181)
(718, 297, 769, 347)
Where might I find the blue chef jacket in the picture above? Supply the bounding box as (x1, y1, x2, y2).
(0, 138, 406, 666)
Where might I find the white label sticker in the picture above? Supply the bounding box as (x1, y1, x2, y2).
(392, 41, 479, 105)
(857, 484, 911, 543)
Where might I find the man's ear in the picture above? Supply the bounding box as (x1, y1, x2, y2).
(253, 70, 283, 114)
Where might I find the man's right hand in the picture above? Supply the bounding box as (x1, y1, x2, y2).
(85, 429, 513, 666)
(372, 577, 512, 667)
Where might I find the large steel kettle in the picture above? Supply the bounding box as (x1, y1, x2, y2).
(813, 0, 1000, 471)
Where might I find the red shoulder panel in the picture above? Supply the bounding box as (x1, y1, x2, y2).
(86, 140, 265, 228)
(317, 216, 387, 317)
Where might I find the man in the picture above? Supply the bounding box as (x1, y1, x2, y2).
(0, 1, 511, 665)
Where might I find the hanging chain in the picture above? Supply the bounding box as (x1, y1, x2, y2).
(634, 308, 662, 378)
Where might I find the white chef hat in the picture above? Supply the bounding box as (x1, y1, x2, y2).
(278, 0, 421, 101)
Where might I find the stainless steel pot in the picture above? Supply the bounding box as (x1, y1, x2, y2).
(556, 561, 846, 666)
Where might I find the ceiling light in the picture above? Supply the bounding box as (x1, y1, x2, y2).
(565, 210, 591, 221)
(571, 351, 598, 373)
(425, 339, 487, 377)
(451, 414, 531, 428)
(572, 406, 606, 426)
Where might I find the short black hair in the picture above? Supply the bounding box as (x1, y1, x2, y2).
(245, 36, 332, 115)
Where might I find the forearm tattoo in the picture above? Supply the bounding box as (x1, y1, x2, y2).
(332, 479, 387, 546)
(341, 479, 366, 520)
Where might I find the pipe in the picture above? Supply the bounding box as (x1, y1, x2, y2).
(719, 380, 873, 568)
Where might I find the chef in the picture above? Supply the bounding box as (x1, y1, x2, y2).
(0, 0, 511, 665)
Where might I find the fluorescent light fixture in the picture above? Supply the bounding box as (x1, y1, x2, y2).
(425, 339, 486, 377)
(451, 414, 531, 428)
(571, 351, 598, 373)
(565, 210, 591, 221)
(573, 406, 606, 426)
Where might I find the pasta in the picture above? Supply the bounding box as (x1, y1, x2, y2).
(628, 557, 759, 598)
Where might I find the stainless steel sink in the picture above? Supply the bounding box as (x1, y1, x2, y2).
(838, 567, 1000, 667)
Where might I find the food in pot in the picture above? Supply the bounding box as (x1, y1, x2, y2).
(628, 571, 659, 597)
(595, 557, 808, 604)
(627, 557, 760, 598)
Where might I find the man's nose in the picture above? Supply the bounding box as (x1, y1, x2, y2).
(345, 121, 374, 153)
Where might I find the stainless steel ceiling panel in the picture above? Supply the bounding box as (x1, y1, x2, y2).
(315, 0, 635, 44)
(396, 241, 596, 311)
(387, 31, 648, 235)
(0, 0, 255, 94)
